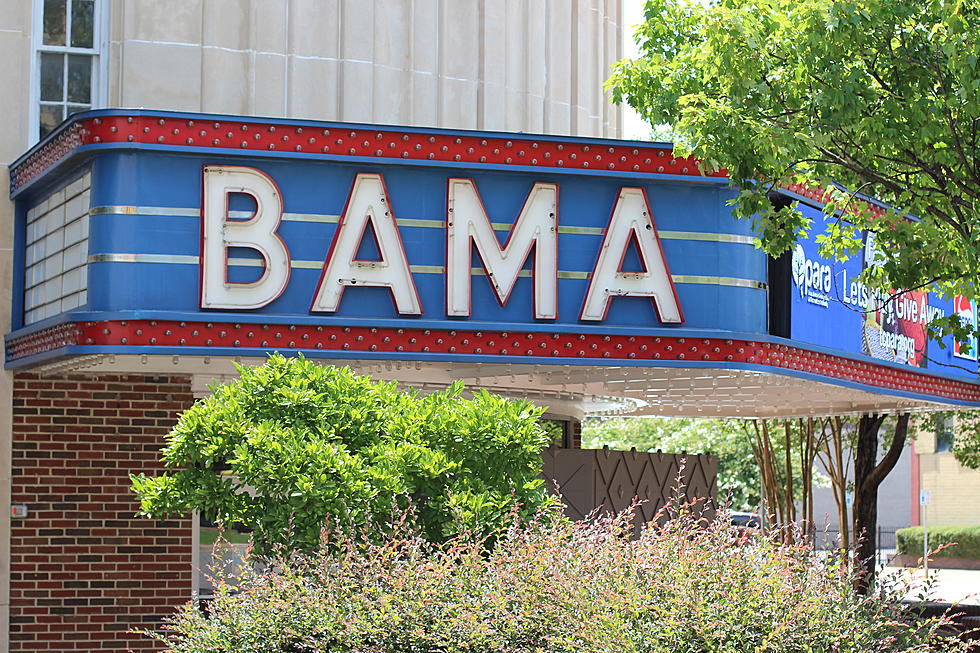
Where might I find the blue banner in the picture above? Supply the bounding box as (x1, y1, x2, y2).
(790, 201, 978, 379)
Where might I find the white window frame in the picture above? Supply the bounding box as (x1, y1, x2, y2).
(29, 0, 109, 145)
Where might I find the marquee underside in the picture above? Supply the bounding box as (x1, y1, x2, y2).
(36, 354, 955, 419)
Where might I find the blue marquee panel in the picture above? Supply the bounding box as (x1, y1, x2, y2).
(80, 150, 768, 333)
(789, 201, 978, 381)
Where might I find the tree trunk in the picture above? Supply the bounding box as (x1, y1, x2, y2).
(852, 412, 909, 594)
(832, 417, 851, 552)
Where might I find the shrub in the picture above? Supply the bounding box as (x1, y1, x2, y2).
(131, 354, 556, 553)
(897, 526, 980, 559)
(147, 505, 968, 652)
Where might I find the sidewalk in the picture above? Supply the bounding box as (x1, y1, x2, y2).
(882, 565, 980, 606)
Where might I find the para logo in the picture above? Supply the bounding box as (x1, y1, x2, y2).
(791, 243, 832, 307)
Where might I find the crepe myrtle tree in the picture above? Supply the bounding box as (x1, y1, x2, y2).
(131, 355, 556, 554)
(607, 0, 980, 589)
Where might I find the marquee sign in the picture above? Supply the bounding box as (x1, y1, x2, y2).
(6, 109, 980, 408)
(789, 201, 979, 380)
(199, 166, 682, 324)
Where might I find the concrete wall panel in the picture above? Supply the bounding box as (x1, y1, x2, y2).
(106, 0, 621, 136)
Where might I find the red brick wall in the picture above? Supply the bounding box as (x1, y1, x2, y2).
(10, 373, 195, 651)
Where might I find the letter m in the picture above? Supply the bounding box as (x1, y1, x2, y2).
(446, 178, 557, 319)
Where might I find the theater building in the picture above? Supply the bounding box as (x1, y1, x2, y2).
(2, 2, 979, 652)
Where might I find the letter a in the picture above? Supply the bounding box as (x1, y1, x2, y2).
(311, 173, 422, 314)
(446, 179, 558, 318)
(580, 187, 683, 323)
(200, 166, 290, 309)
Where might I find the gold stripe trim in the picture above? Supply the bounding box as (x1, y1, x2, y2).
(87, 253, 199, 264)
(87, 253, 764, 288)
(283, 213, 340, 223)
(88, 206, 756, 245)
(557, 225, 605, 235)
(90, 206, 199, 217)
(409, 264, 443, 274)
(399, 218, 445, 228)
(659, 231, 758, 245)
(672, 274, 767, 289)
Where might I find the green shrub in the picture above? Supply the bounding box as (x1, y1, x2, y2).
(131, 354, 556, 554)
(147, 505, 969, 652)
(896, 526, 980, 559)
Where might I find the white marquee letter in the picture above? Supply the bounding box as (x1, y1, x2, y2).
(580, 187, 683, 323)
(311, 173, 421, 314)
(447, 179, 557, 318)
(200, 166, 290, 309)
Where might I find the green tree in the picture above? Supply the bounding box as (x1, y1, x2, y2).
(583, 417, 762, 511)
(609, 0, 980, 322)
(918, 409, 980, 469)
(131, 355, 555, 553)
(607, 0, 957, 588)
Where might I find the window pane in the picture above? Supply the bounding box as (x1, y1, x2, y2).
(39, 104, 64, 139)
(67, 55, 91, 103)
(66, 104, 90, 117)
(43, 0, 67, 46)
(40, 53, 64, 102)
(70, 0, 94, 48)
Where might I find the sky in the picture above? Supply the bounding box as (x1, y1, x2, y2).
(621, 0, 650, 140)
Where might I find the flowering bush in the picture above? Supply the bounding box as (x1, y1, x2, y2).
(148, 504, 968, 652)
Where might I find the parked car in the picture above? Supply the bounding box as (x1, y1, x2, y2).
(730, 511, 763, 543)
(731, 512, 762, 530)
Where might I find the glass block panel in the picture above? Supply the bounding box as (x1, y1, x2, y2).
(63, 268, 84, 294)
(70, 0, 95, 48)
(45, 228, 66, 253)
(67, 55, 91, 103)
(26, 264, 42, 289)
(43, 0, 67, 46)
(26, 242, 41, 267)
(23, 174, 91, 323)
(43, 301, 62, 320)
(46, 203, 66, 230)
(44, 253, 65, 280)
(40, 53, 64, 102)
(33, 213, 50, 238)
(65, 188, 88, 220)
(41, 277, 62, 305)
(63, 243, 86, 270)
(64, 218, 85, 246)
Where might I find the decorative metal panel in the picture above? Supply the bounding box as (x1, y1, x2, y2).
(542, 447, 717, 528)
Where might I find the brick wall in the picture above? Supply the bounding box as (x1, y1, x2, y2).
(10, 373, 194, 651)
(917, 453, 980, 526)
